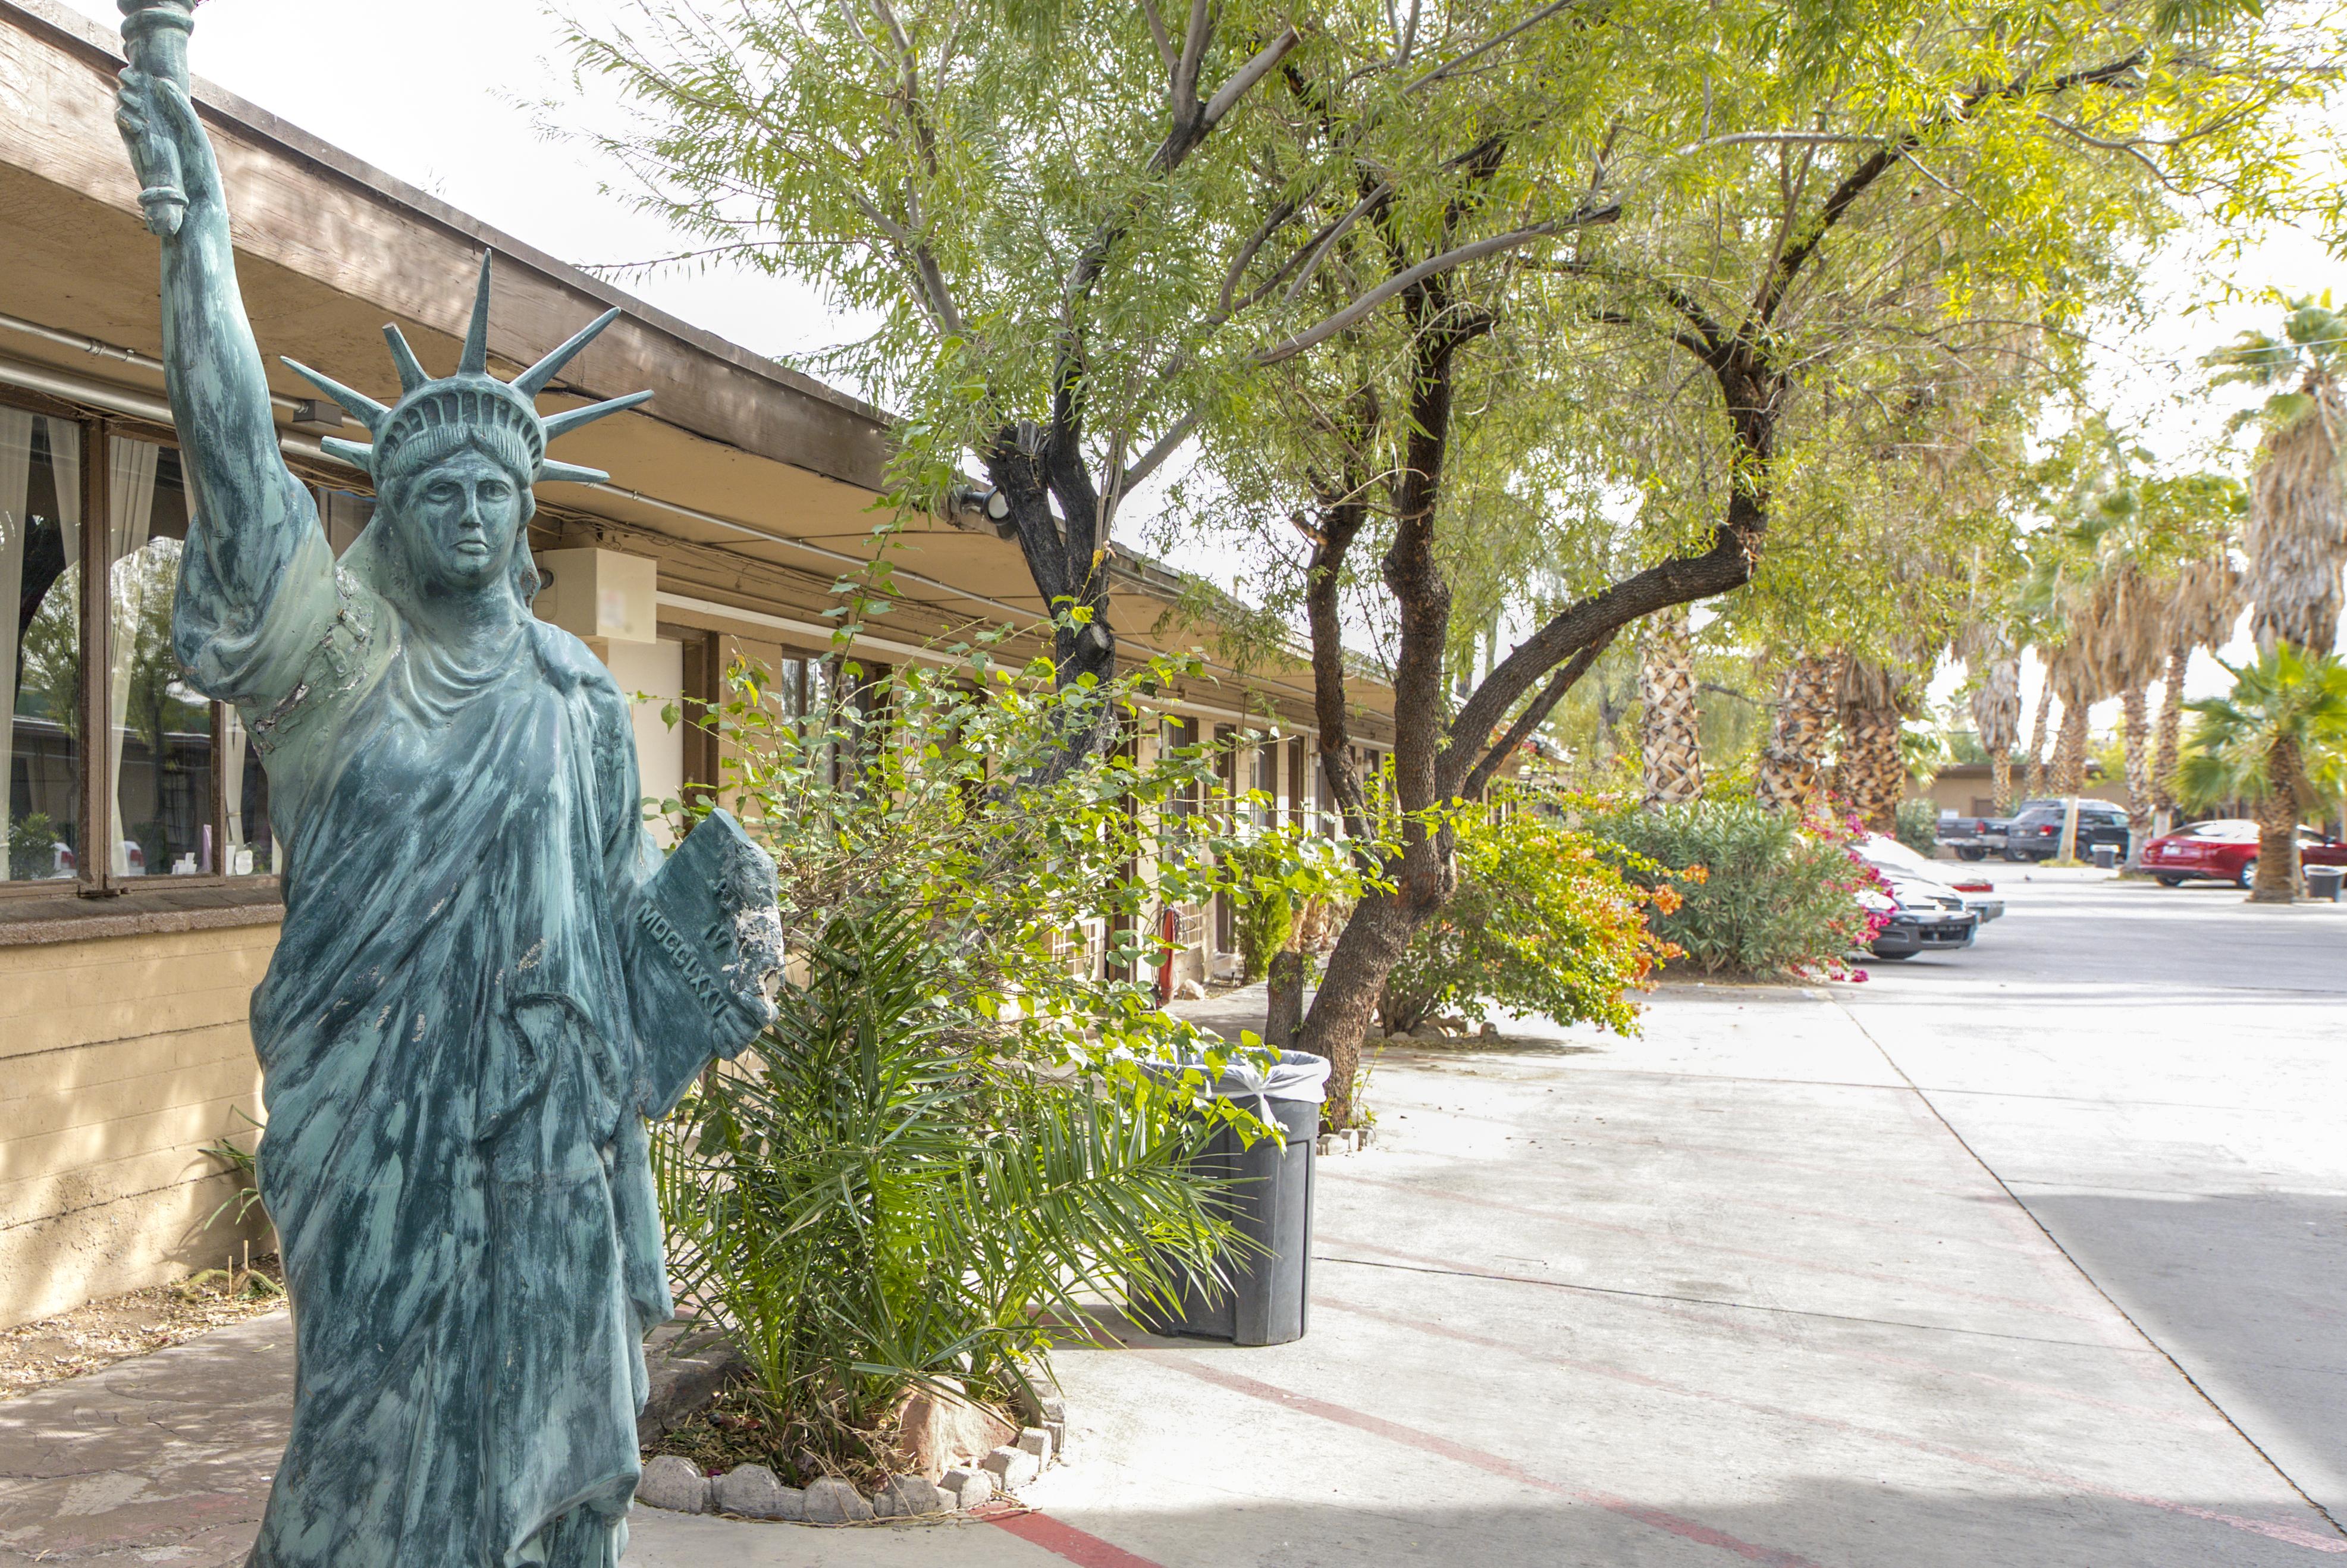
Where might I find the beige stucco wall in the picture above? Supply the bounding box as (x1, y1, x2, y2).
(0, 923, 275, 1328)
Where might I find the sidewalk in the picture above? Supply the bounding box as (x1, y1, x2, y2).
(5, 981, 2340, 1566)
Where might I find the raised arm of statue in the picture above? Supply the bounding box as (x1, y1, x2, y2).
(115, 52, 333, 719)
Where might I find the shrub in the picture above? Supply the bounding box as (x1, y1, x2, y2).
(1893, 798, 1941, 859)
(1590, 801, 1877, 978)
(655, 628, 1363, 1477)
(1380, 799, 1678, 1035)
(1231, 843, 1296, 983)
(656, 914, 1232, 1479)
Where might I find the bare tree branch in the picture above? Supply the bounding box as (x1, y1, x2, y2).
(1259, 205, 1621, 365)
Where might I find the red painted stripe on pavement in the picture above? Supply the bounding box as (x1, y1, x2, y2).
(1320, 1293, 2347, 1556)
(1160, 1357, 1829, 1568)
(987, 1510, 1168, 1568)
(1329, 1168, 2106, 1324)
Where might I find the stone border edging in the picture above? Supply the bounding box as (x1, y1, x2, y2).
(634, 1386, 1068, 1523)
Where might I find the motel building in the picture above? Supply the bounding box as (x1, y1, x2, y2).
(0, 0, 1394, 1327)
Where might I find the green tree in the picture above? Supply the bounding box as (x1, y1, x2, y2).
(2207, 294, 2347, 656)
(2176, 644, 2347, 903)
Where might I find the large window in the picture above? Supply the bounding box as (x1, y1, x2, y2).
(4, 399, 288, 898)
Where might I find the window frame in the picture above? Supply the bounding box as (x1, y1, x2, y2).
(0, 392, 277, 903)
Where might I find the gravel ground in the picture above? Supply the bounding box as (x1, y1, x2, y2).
(0, 1259, 285, 1400)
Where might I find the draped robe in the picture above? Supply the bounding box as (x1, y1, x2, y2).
(175, 499, 685, 1568)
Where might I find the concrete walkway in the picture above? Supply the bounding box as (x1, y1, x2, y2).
(4, 880, 2342, 1566)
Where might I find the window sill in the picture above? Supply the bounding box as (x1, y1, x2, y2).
(0, 882, 285, 948)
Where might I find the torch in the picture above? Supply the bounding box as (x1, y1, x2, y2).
(118, 1, 196, 237)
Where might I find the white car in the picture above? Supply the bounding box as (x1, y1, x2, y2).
(1856, 835, 2005, 923)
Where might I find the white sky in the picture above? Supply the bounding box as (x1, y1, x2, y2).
(63, 0, 2342, 738)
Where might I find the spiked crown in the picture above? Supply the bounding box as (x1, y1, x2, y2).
(282, 253, 652, 488)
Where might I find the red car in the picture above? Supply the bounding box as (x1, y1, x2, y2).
(2139, 819, 2347, 888)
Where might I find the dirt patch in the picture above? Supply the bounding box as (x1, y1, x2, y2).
(0, 1258, 286, 1400)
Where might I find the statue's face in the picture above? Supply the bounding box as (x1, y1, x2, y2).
(395, 449, 529, 594)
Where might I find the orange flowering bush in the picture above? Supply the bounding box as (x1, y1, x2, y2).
(1378, 795, 1681, 1036)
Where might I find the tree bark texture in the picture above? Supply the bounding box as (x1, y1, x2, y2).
(2119, 685, 2154, 871)
(2151, 644, 2189, 823)
(2252, 733, 2305, 903)
(1756, 654, 1840, 813)
(1639, 609, 1705, 807)
(1968, 655, 2022, 813)
(2022, 683, 2056, 802)
(1837, 661, 1909, 832)
(2051, 698, 2089, 801)
(1265, 949, 1307, 1050)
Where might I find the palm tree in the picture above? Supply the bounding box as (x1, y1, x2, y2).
(2151, 554, 2244, 833)
(1638, 608, 1704, 807)
(1756, 653, 1840, 814)
(2207, 296, 2347, 657)
(2020, 682, 2057, 801)
(1966, 650, 2023, 813)
(1837, 658, 1916, 833)
(2176, 645, 2347, 902)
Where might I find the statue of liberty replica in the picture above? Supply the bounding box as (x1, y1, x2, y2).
(115, 7, 783, 1563)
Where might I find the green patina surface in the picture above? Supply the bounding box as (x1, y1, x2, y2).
(115, 7, 782, 1563)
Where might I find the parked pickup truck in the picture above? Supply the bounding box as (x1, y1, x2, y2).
(1938, 810, 2019, 861)
(1936, 798, 2081, 861)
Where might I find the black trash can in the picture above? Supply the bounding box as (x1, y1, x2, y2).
(1141, 1050, 1329, 1346)
(2307, 864, 2344, 902)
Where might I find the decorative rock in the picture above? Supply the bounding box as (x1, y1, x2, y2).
(713, 1463, 804, 1520)
(1015, 1426, 1053, 1468)
(635, 1456, 710, 1514)
(939, 1466, 996, 1510)
(802, 1476, 876, 1525)
(898, 1387, 1019, 1478)
(638, 1328, 751, 1447)
(877, 1474, 946, 1516)
(981, 1442, 1041, 1490)
(1175, 978, 1207, 1001)
(1477, 1020, 1501, 1040)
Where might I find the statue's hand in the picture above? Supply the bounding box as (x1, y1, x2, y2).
(114, 68, 220, 225)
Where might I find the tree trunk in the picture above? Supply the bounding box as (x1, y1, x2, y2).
(1990, 751, 2014, 815)
(1639, 609, 1704, 807)
(2151, 644, 2189, 836)
(1756, 654, 1840, 813)
(2049, 698, 2089, 861)
(2050, 698, 2089, 798)
(2251, 733, 2304, 903)
(1298, 886, 1423, 1128)
(1840, 704, 1904, 832)
(2119, 685, 2153, 871)
(2022, 684, 2056, 802)
(1265, 949, 1306, 1050)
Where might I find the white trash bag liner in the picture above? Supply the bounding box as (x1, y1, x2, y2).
(1147, 1048, 1331, 1105)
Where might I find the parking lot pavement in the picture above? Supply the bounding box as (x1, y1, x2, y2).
(8, 886, 2342, 1567)
(1831, 870, 2347, 1529)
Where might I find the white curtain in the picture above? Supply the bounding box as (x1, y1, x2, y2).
(222, 706, 250, 874)
(0, 410, 32, 882)
(105, 437, 159, 876)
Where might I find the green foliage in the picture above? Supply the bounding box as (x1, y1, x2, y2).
(656, 912, 1238, 1479)
(2206, 293, 2347, 435)
(1379, 796, 1678, 1035)
(1893, 799, 1943, 860)
(1591, 802, 1879, 979)
(2177, 644, 2347, 811)
(655, 629, 1372, 1469)
(7, 812, 57, 881)
(1232, 847, 1296, 984)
